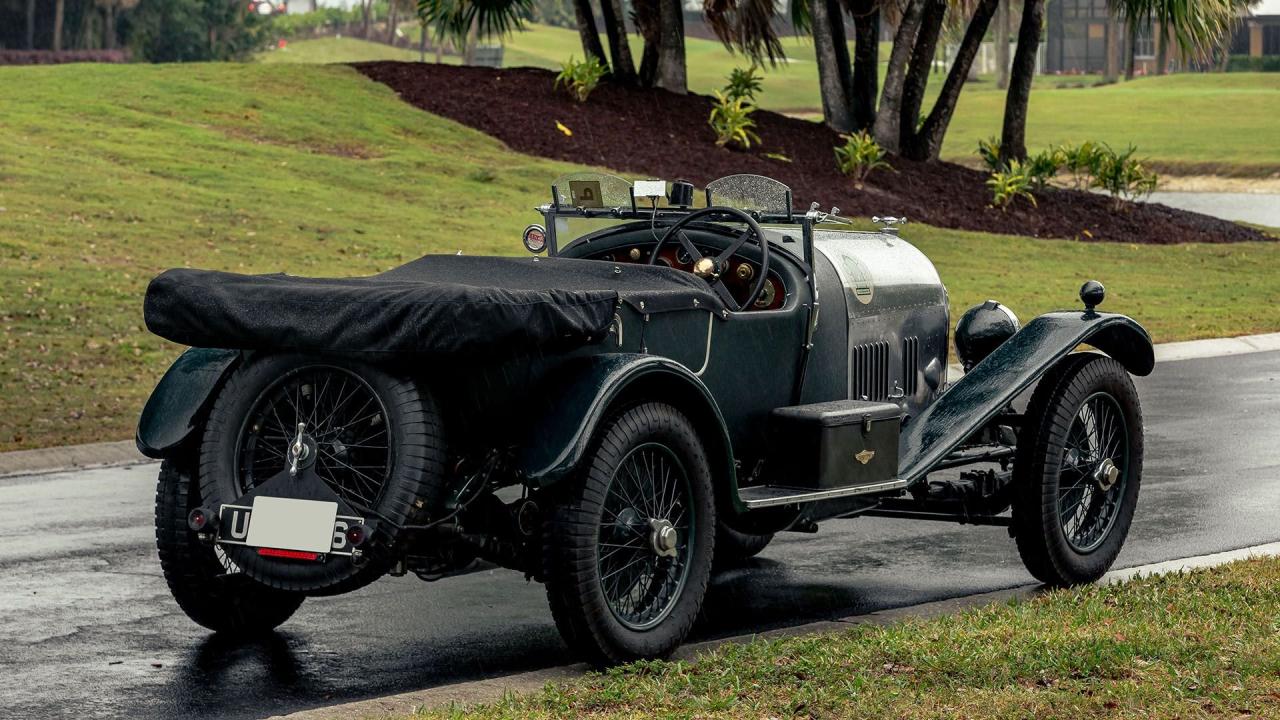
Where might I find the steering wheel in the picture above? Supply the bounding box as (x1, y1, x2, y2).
(647, 206, 771, 312)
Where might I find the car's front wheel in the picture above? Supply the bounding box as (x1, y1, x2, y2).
(542, 402, 716, 664)
(1012, 353, 1143, 586)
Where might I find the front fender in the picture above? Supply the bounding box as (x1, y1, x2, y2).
(898, 311, 1153, 486)
(136, 348, 240, 459)
(517, 354, 738, 501)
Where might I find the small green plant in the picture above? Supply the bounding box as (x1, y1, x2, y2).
(1059, 141, 1105, 190)
(724, 66, 764, 103)
(1025, 148, 1064, 190)
(1092, 144, 1159, 211)
(555, 55, 607, 103)
(977, 136, 1003, 172)
(709, 90, 761, 150)
(833, 131, 892, 188)
(987, 160, 1037, 210)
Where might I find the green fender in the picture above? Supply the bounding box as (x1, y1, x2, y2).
(517, 353, 741, 508)
(898, 311, 1154, 486)
(136, 347, 241, 459)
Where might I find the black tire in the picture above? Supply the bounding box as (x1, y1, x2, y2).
(714, 522, 773, 567)
(1012, 353, 1143, 587)
(156, 457, 305, 634)
(199, 353, 446, 594)
(543, 402, 716, 665)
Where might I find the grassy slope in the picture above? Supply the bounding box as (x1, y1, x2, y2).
(257, 36, 426, 64)
(0, 62, 1277, 451)
(269, 25, 1280, 171)
(417, 557, 1280, 719)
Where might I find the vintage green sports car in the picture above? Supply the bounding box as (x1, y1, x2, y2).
(138, 173, 1154, 663)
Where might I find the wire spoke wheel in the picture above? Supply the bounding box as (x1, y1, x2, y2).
(1057, 392, 1129, 553)
(597, 443, 693, 631)
(235, 365, 393, 510)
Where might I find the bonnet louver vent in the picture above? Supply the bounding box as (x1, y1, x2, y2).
(851, 341, 891, 401)
(902, 336, 919, 396)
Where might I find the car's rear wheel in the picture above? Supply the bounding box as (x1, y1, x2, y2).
(543, 402, 716, 664)
(1013, 353, 1143, 586)
(714, 523, 773, 567)
(156, 457, 305, 634)
(199, 353, 447, 594)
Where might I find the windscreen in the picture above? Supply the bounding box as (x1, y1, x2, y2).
(705, 174, 792, 215)
(550, 172, 634, 209)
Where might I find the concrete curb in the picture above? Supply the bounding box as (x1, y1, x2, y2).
(268, 541, 1280, 720)
(2, 330, 1278, 479)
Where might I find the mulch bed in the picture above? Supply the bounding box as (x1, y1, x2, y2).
(353, 62, 1272, 245)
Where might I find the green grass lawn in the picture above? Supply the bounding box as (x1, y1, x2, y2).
(0, 62, 1277, 451)
(413, 557, 1280, 719)
(265, 25, 1280, 173)
(256, 36, 426, 64)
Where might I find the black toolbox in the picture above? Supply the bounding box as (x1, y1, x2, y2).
(766, 400, 902, 489)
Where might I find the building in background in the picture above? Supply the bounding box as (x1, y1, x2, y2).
(1231, 0, 1280, 61)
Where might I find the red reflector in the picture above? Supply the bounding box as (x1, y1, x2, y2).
(257, 548, 320, 561)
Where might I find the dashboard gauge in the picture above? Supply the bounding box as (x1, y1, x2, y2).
(676, 248, 693, 265)
(600, 253, 614, 262)
(629, 247, 642, 261)
(736, 262, 754, 281)
(753, 279, 778, 309)
(655, 256, 673, 268)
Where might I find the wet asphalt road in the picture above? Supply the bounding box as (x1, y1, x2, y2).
(1, 351, 1278, 720)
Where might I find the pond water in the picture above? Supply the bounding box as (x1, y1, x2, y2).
(1144, 191, 1280, 228)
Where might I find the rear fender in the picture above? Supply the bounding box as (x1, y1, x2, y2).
(136, 348, 241, 459)
(898, 311, 1153, 486)
(517, 354, 740, 509)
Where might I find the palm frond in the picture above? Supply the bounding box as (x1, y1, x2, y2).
(703, 0, 788, 67)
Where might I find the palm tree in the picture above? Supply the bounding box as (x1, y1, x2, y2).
(998, 0, 1044, 163)
(417, 0, 534, 60)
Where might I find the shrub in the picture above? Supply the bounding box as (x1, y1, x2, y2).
(1227, 55, 1280, 72)
(1059, 141, 1105, 190)
(834, 131, 892, 188)
(1025, 148, 1064, 190)
(977, 136, 1003, 172)
(709, 91, 761, 150)
(1092, 144, 1159, 211)
(724, 66, 764, 103)
(987, 160, 1037, 210)
(555, 56, 607, 102)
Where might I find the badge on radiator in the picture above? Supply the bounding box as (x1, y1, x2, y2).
(856, 449, 875, 465)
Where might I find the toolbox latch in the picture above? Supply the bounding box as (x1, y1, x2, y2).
(862, 414, 872, 435)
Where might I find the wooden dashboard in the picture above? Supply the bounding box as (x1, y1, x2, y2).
(585, 244, 785, 311)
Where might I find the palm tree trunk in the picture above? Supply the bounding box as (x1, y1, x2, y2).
(573, 0, 609, 66)
(104, 3, 116, 50)
(850, 0, 880, 132)
(1124, 17, 1136, 80)
(52, 0, 66, 51)
(362, 0, 372, 39)
(905, 0, 999, 161)
(810, 0, 855, 132)
(599, 0, 637, 83)
(874, 0, 924, 151)
(1104, 4, 1119, 81)
(897, 0, 947, 152)
(999, 0, 1044, 164)
(25, 0, 36, 49)
(632, 0, 660, 87)
(1154, 22, 1166, 74)
(656, 0, 686, 93)
(463, 14, 479, 64)
(996, 0, 1010, 89)
(386, 0, 399, 45)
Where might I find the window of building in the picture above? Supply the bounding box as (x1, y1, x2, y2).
(1133, 22, 1155, 58)
(1265, 25, 1280, 56)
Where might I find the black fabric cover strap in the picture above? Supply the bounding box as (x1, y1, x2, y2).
(144, 255, 721, 356)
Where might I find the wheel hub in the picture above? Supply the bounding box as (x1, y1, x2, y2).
(1093, 457, 1120, 491)
(649, 518, 678, 558)
(287, 422, 319, 476)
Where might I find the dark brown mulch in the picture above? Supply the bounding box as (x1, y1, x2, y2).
(353, 62, 1272, 245)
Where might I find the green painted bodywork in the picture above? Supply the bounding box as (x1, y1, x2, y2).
(135, 347, 240, 458)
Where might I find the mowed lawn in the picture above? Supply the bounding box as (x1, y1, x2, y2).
(0, 62, 1278, 451)
(411, 557, 1280, 719)
(264, 26, 1280, 173)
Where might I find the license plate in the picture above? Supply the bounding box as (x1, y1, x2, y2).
(217, 497, 364, 558)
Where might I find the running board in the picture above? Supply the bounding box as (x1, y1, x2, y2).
(738, 479, 908, 509)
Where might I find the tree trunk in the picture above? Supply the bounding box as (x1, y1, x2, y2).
(655, 0, 686, 93)
(362, 0, 372, 39)
(572, 0, 609, 66)
(420, 24, 427, 61)
(52, 0, 66, 51)
(463, 14, 478, 64)
(1104, 4, 1119, 81)
(1154, 22, 1166, 75)
(904, 0, 999, 161)
(25, 0, 36, 49)
(999, 0, 1044, 164)
(996, 0, 1010, 89)
(104, 4, 116, 50)
(810, 0, 854, 132)
(897, 0, 946, 151)
(599, 0, 637, 84)
(874, 0, 924, 151)
(386, 0, 399, 45)
(850, 0, 880, 132)
(1124, 17, 1136, 80)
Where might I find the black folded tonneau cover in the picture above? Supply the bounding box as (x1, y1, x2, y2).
(144, 254, 721, 356)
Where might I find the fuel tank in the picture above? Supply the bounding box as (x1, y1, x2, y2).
(810, 230, 949, 418)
